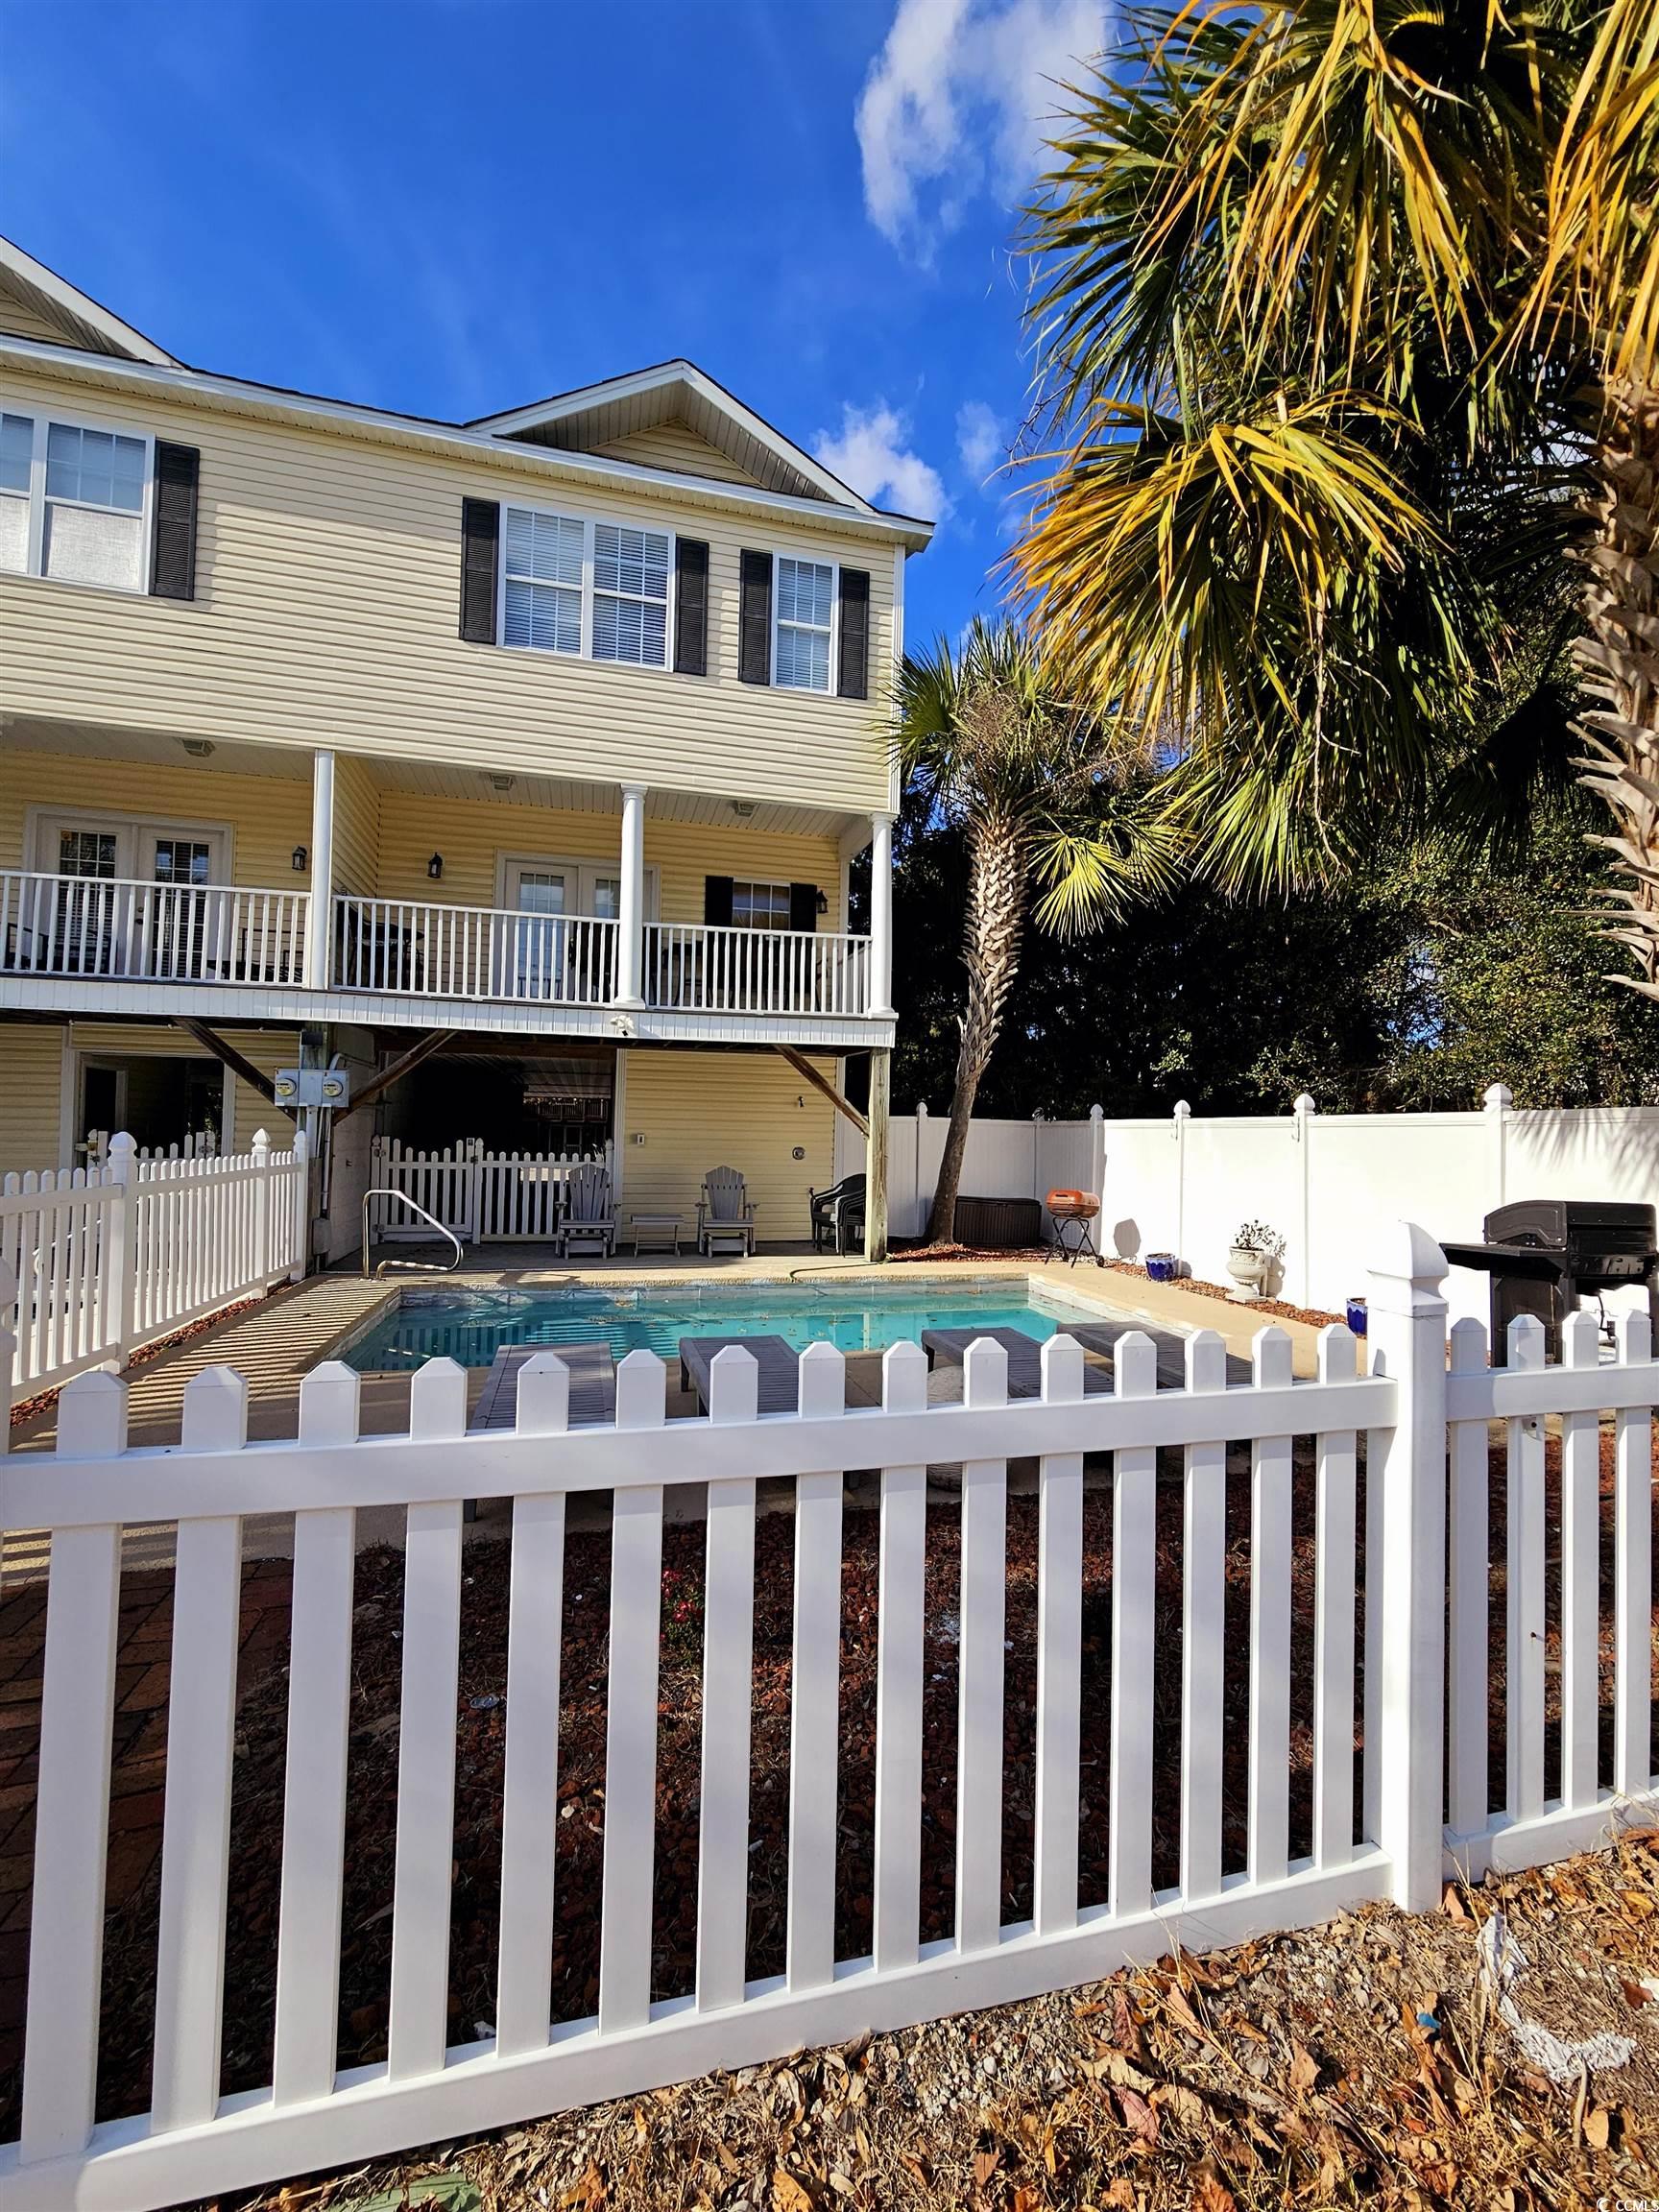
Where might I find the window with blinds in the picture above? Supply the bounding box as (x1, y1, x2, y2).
(502, 506, 585, 654)
(592, 522, 669, 666)
(774, 556, 834, 690)
(501, 504, 674, 667)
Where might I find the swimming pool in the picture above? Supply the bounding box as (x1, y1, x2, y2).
(342, 1277, 1117, 1371)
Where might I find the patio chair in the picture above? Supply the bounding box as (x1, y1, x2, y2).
(697, 1165, 757, 1257)
(557, 1163, 617, 1257)
(809, 1170, 865, 1254)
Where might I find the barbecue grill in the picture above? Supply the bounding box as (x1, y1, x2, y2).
(1045, 1188, 1104, 1268)
(1441, 1198, 1659, 1362)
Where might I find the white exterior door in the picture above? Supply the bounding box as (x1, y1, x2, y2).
(504, 863, 570, 998)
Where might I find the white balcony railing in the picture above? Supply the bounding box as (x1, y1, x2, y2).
(643, 922, 872, 1015)
(0, 869, 877, 1022)
(0, 869, 309, 985)
(333, 896, 620, 1005)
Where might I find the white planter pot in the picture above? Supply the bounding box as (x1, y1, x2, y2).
(1227, 1245, 1268, 1300)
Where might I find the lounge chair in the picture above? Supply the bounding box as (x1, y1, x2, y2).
(470, 1342, 617, 1428)
(679, 1334, 798, 1413)
(920, 1321, 1250, 1395)
(809, 1171, 865, 1253)
(697, 1165, 757, 1257)
(557, 1163, 616, 1256)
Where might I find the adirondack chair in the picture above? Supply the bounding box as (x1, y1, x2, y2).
(557, 1163, 616, 1256)
(697, 1165, 757, 1256)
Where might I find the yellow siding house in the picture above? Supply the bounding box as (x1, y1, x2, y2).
(0, 236, 930, 1254)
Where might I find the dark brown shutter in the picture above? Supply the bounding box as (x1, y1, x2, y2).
(738, 549, 772, 685)
(789, 882, 819, 933)
(459, 498, 500, 642)
(836, 567, 870, 700)
(149, 443, 200, 601)
(673, 538, 709, 675)
(704, 876, 734, 926)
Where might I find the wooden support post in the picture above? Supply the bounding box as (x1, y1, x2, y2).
(772, 1044, 868, 1141)
(865, 1047, 890, 1262)
(177, 1021, 280, 1108)
(334, 1030, 456, 1122)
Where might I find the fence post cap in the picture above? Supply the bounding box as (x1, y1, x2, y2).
(1482, 1081, 1513, 1111)
(1366, 1219, 1449, 1310)
(251, 1126, 270, 1153)
(1090, 1102, 1104, 1122)
(1293, 1092, 1316, 1116)
(916, 1100, 928, 1118)
(1172, 1099, 1192, 1120)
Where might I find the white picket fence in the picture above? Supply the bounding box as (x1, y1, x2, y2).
(0, 1222, 1652, 2209)
(1, 1128, 307, 1394)
(371, 1138, 615, 1242)
(852, 1091, 1659, 1322)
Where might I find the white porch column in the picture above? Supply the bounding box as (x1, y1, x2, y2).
(304, 749, 336, 991)
(614, 781, 647, 1006)
(869, 810, 895, 1018)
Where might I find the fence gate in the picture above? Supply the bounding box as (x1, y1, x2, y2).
(372, 1139, 613, 1241)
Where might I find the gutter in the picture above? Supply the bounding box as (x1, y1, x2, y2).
(0, 336, 937, 552)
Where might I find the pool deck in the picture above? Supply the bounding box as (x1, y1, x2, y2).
(2, 1245, 1339, 1574)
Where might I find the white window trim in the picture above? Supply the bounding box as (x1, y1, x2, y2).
(0, 392, 155, 597)
(26, 805, 234, 884)
(729, 876, 801, 931)
(496, 501, 678, 675)
(493, 851, 658, 921)
(769, 551, 840, 695)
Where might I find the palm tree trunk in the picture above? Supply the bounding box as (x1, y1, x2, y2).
(926, 821, 1028, 1245)
(1577, 380, 1659, 998)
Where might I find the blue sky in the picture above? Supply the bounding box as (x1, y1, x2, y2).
(1, 0, 1109, 646)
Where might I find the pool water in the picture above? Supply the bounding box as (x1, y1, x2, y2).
(343, 1277, 1112, 1371)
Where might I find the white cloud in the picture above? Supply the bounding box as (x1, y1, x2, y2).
(856, 0, 1108, 257)
(814, 404, 950, 521)
(956, 399, 1004, 485)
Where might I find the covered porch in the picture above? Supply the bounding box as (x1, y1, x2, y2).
(0, 717, 895, 1045)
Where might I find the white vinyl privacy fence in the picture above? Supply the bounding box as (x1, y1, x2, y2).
(851, 1090, 1659, 1319)
(1, 1128, 307, 1394)
(1, 1223, 1652, 2209)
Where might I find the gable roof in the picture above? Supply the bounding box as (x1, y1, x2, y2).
(0, 235, 179, 368)
(469, 359, 877, 514)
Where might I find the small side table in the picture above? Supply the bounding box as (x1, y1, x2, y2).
(630, 1214, 682, 1257)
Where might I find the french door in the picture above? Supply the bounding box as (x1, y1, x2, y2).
(36, 817, 226, 978)
(498, 860, 628, 1001)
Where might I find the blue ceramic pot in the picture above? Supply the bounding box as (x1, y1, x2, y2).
(1345, 1297, 1368, 1335)
(1146, 1253, 1178, 1284)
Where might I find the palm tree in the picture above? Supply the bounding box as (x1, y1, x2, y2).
(897, 619, 1176, 1245)
(1014, 0, 1659, 986)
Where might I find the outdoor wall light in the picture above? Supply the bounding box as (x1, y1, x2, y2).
(815, 887, 829, 915)
(428, 853, 445, 879)
(291, 845, 307, 872)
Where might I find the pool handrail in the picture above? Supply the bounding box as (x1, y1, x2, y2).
(361, 1189, 465, 1277)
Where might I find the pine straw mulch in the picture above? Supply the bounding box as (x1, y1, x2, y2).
(204, 1831, 1659, 2212)
(7, 1291, 268, 1429)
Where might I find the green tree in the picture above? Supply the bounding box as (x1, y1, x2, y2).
(1015, 0, 1659, 984)
(896, 619, 1175, 1241)
(891, 792, 1659, 1119)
